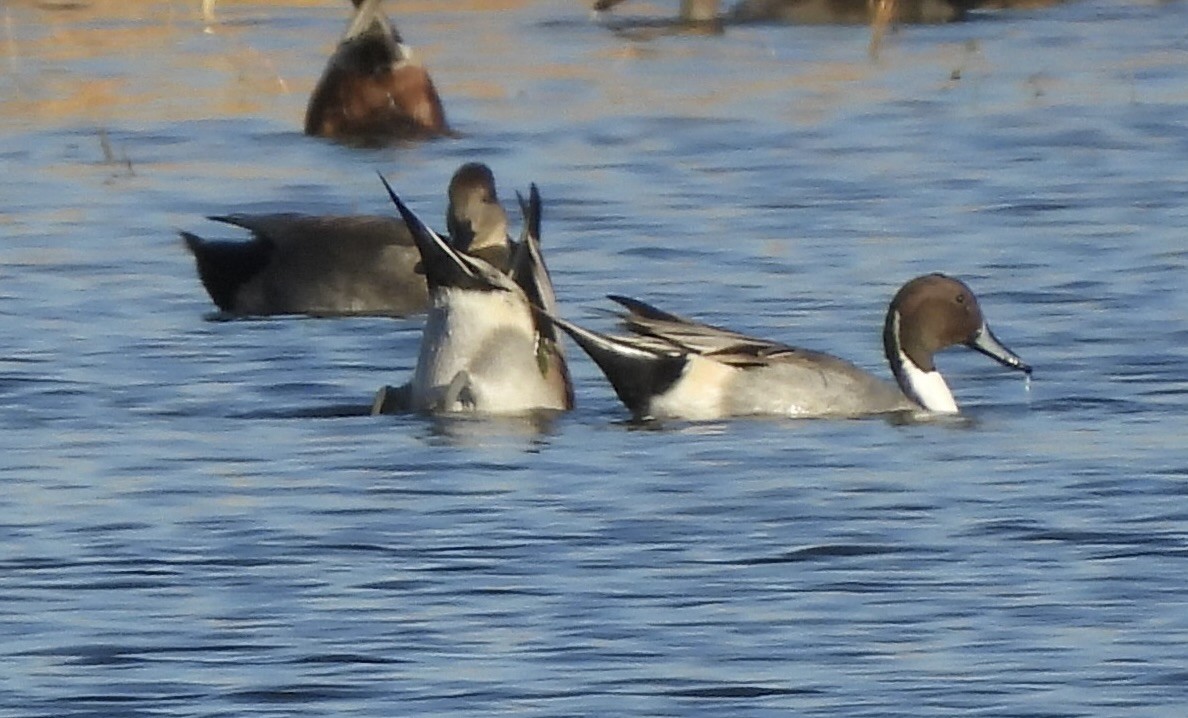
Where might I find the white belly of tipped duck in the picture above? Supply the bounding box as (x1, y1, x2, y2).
(410, 289, 563, 413)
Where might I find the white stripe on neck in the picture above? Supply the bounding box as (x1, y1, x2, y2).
(889, 311, 958, 414)
(898, 345, 958, 413)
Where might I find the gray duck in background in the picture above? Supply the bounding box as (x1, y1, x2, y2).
(180, 162, 509, 318)
(593, 0, 1066, 25)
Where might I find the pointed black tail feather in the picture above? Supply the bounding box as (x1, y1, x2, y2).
(539, 308, 685, 419)
(608, 295, 689, 323)
(512, 183, 563, 344)
(378, 173, 491, 292)
(518, 184, 542, 245)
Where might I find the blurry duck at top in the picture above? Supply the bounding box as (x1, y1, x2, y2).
(592, 0, 726, 36)
(592, 0, 1066, 27)
(545, 274, 1030, 422)
(370, 178, 574, 416)
(305, 0, 451, 145)
(180, 162, 509, 319)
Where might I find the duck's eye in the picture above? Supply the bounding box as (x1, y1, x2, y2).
(955, 293, 965, 304)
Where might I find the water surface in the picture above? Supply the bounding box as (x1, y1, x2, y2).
(2, 1, 1187, 716)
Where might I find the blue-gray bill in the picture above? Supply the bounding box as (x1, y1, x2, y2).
(968, 324, 1031, 375)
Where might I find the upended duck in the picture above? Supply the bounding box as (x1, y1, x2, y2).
(180, 162, 509, 318)
(545, 273, 1030, 421)
(305, 0, 450, 144)
(370, 177, 573, 415)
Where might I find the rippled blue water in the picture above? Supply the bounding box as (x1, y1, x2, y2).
(2, 0, 1187, 716)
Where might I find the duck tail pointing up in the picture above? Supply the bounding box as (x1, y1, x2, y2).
(344, 0, 393, 42)
(378, 173, 491, 292)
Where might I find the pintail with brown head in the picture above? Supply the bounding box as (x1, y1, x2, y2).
(544, 273, 1029, 421)
(883, 273, 1030, 413)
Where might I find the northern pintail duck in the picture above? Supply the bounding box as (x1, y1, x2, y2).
(180, 162, 508, 318)
(371, 177, 573, 415)
(595, 0, 977, 24)
(305, 0, 450, 144)
(546, 274, 1030, 421)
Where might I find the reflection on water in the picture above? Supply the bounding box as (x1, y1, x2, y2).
(3, 0, 1188, 716)
(418, 409, 565, 448)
